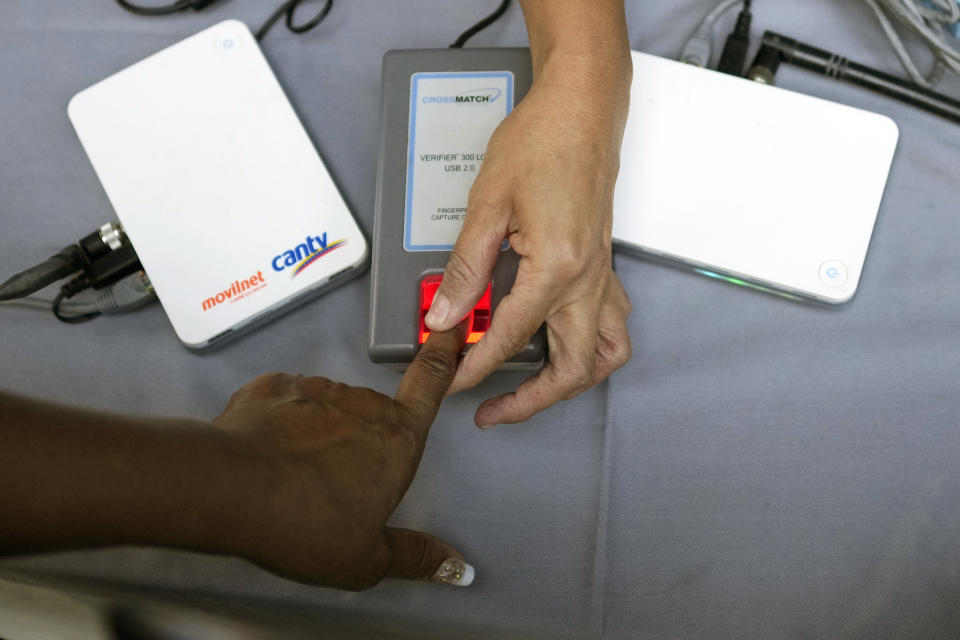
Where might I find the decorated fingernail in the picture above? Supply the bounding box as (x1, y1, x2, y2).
(431, 558, 475, 587)
(424, 293, 450, 329)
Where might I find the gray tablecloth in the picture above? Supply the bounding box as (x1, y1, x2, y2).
(2, 1, 959, 638)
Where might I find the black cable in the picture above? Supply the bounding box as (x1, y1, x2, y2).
(255, 0, 334, 41)
(0, 222, 129, 301)
(53, 293, 101, 323)
(0, 246, 85, 301)
(747, 31, 960, 125)
(114, 0, 199, 16)
(716, 0, 753, 76)
(450, 0, 512, 48)
(115, 0, 335, 41)
(52, 275, 101, 324)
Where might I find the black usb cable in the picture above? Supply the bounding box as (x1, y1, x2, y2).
(717, 0, 753, 76)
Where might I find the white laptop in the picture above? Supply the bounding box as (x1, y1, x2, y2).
(68, 20, 368, 348)
(613, 51, 899, 305)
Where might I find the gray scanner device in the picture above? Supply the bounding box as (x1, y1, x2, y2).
(368, 48, 545, 369)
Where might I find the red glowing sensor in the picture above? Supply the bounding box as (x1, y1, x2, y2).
(419, 275, 491, 345)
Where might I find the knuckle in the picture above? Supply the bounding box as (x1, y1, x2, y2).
(357, 386, 388, 407)
(392, 422, 421, 454)
(295, 377, 337, 402)
(596, 320, 632, 373)
(443, 250, 485, 290)
(508, 327, 533, 354)
(415, 348, 459, 384)
(299, 375, 333, 391)
(466, 181, 501, 214)
(613, 283, 633, 317)
(239, 372, 292, 398)
(611, 337, 632, 369)
(497, 323, 534, 360)
(327, 381, 351, 397)
(252, 371, 288, 387)
(562, 358, 594, 392)
(544, 241, 596, 284)
(382, 406, 420, 451)
(553, 236, 589, 266)
(608, 275, 632, 316)
(404, 534, 439, 582)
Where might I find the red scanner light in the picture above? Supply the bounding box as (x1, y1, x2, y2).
(419, 275, 491, 345)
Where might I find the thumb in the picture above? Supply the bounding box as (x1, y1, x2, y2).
(383, 527, 475, 587)
(425, 203, 505, 332)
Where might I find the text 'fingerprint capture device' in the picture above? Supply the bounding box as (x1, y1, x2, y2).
(368, 48, 545, 370)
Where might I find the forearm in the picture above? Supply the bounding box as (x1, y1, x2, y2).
(0, 392, 262, 557)
(518, 0, 632, 98)
(517, 0, 632, 169)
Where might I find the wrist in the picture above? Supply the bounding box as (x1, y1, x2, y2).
(520, 0, 632, 101)
(87, 416, 272, 559)
(534, 49, 632, 112)
(157, 423, 276, 559)
(537, 41, 631, 83)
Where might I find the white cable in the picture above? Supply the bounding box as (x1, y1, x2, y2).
(865, 0, 935, 86)
(865, 0, 960, 87)
(704, 0, 743, 27)
(680, 0, 743, 67)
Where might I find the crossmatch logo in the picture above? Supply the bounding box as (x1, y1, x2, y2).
(422, 87, 503, 104)
(201, 271, 267, 312)
(271, 233, 347, 278)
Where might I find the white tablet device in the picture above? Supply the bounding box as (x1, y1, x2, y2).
(613, 51, 899, 305)
(68, 20, 368, 349)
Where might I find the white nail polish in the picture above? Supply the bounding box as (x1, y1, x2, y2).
(432, 558, 475, 587)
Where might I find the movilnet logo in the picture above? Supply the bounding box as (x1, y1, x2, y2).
(201, 271, 267, 311)
(271, 233, 347, 278)
(422, 87, 503, 104)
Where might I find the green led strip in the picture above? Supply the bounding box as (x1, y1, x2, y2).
(693, 269, 802, 301)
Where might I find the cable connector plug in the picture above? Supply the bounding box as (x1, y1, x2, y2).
(717, 0, 753, 76)
(84, 243, 142, 290)
(746, 44, 782, 84)
(50, 240, 144, 323)
(681, 26, 713, 68)
(94, 271, 156, 315)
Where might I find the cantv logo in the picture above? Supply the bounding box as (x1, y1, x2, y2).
(422, 87, 503, 105)
(271, 233, 347, 278)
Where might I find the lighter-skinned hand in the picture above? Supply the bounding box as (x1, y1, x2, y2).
(424, 72, 633, 429)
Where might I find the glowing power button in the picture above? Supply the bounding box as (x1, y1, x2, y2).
(819, 260, 848, 287)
